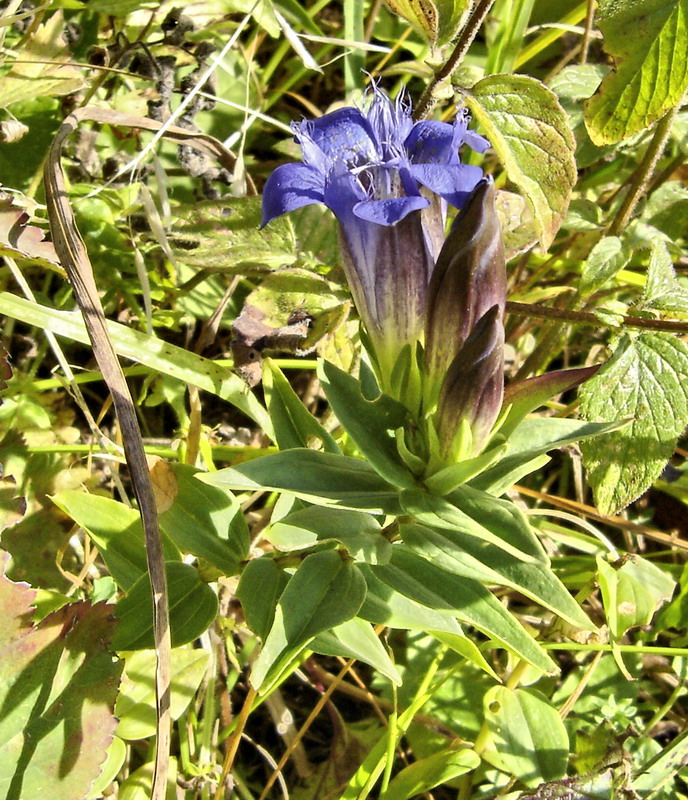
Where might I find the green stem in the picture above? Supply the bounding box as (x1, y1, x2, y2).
(607, 105, 680, 236)
(414, 0, 498, 121)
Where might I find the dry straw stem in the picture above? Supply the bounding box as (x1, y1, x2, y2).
(44, 106, 242, 800)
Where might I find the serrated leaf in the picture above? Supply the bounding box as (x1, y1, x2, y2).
(483, 687, 569, 786)
(584, 0, 688, 144)
(580, 235, 632, 296)
(250, 550, 366, 689)
(580, 333, 688, 513)
(463, 74, 577, 251)
(640, 240, 688, 315)
(0, 552, 122, 800)
(170, 197, 297, 272)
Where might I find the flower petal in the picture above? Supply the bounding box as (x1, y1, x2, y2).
(261, 163, 325, 227)
(306, 107, 378, 167)
(410, 163, 484, 209)
(353, 195, 429, 226)
(404, 120, 457, 164)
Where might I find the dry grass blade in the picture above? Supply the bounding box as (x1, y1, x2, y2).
(43, 106, 245, 799)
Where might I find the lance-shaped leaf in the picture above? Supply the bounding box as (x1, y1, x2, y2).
(436, 305, 505, 460)
(499, 364, 600, 438)
(424, 179, 506, 406)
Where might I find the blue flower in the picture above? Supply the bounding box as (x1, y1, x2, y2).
(261, 86, 489, 384)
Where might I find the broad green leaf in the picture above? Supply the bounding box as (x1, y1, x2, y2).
(372, 547, 557, 673)
(319, 360, 415, 488)
(263, 360, 340, 453)
(401, 486, 547, 564)
(645, 180, 688, 240)
(383, 0, 439, 42)
(580, 333, 688, 513)
(118, 757, 178, 800)
(463, 74, 577, 251)
(267, 506, 392, 564)
(115, 648, 210, 740)
(51, 490, 180, 591)
(579, 236, 631, 296)
(236, 558, 290, 640)
(483, 687, 569, 786)
(0, 551, 122, 800)
(562, 198, 604, 232)
(380, 746, 480, 800)
(358, 565, 464, 635)
(401, 523, 594, 630)
(312, 617, 401, 684)
(199, 449, 402, 515)
(472, 417, 627, 495)
(584, 0, 688, 144)
(640, 240, 688, 315)
(112, 562, 218, 650)
(251, 550, 366, 689)
(634, 725, 688, 796)
(0, 292, 274, 439)
(169, 197, 296, 272)
(157, 463, 248, 576)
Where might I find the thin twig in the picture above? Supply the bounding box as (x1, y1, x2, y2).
(414, 0, 497, 121)
(579, 0, 596, 64)
(607, 105, 681, 236)
(505, 300, 688, 333)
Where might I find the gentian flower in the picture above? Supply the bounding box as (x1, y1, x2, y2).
(261, 86, 489, 385)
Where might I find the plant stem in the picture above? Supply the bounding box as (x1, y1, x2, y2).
(607, 104, 680, 236)
(505, 300, 688, 334)
(414, 0, 498, 121)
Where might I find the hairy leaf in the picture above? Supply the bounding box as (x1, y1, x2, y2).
(463, 74, 577, 251)
(584, 0, 688, 144)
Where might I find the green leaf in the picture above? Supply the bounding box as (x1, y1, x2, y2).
(472, 417, 627, 496)
(580, 333, 688, 513)
(236, 558, 290, 640)
(115, 648, 211, 740)
(263, 360, 340, 453)
(358, 565, 464, 635)
(0, 551, 122, 800)
(251, 550, 367, 689)
(483, 687, 569, 786)
(51, 490, 180, 590)
(379, 746, 480, 800)
(199, 449, 402, 515)
(112, 562, 218, 650)
(372, 547, 557, 673)
(318, 360, 415, 488)
(401, 486, 547, 564)
(312, 617, 401, 685)
(267, 506, 392, 564)
(169, 197, 297, 272)
(640, 240, 688, 315)
(0, 292, 274, 439)
(584, 0, 688, 144)
(158, 463, 248, 576)
(401, 523, 594, 630)
(463, 74, 577, 251)
(579, 235, 631, 296)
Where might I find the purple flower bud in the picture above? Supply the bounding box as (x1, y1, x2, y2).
(424, 178, 506, 404)
(435, 305, 505, 459)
